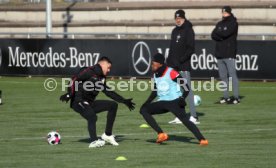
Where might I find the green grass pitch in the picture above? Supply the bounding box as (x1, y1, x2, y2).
(0, 77, 275, 168)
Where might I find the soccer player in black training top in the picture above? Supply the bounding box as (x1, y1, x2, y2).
(60, 57, 135, 148)
(140, 53, 208, 145)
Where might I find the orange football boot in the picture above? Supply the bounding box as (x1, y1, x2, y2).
(156, 133, 169, 143)
(199, 139, 209, 146)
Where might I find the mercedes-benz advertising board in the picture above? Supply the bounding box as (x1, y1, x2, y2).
(0, 39, 275, 80)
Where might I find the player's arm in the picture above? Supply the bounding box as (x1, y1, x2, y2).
(142, 83, 157, 106)
(102, 81, 135, 111)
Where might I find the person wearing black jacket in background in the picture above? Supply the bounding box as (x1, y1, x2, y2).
(167, 9, 199, 125)
(60, 57, 135, 148)
(212, 6, 240, 104)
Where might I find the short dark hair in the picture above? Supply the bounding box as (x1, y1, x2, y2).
(98, 56, 112, 64)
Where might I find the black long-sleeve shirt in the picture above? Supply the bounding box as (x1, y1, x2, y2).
(70, 64, 125, 106)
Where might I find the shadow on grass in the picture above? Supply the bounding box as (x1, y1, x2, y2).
(184, 112, 205, 117)
(76, 135, 128, 143)
(76, 138, 91, 143)
(146, 135, 197, 145)
(187, 112, 205, 117)
(214, 95, 245, 104)
(169, 135, 197, 144)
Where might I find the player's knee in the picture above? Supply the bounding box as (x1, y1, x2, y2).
(110, 101, 118, 110)
(140, 106, 148, 115)
(89, 115, 97, 122)
(85, 112, 97, 122)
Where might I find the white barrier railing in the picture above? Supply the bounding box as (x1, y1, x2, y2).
(0, 32, 275, 40)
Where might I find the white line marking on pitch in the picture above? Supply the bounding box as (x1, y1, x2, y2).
(0, 128, 275, 142)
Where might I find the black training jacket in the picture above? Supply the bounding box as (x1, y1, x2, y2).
(211, 15, 238, 59)
(167, 20, 195, 72)
(69, 64, 125, 107)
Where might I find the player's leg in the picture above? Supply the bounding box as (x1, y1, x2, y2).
(91, 100, 118, 136)
(225, 58, 240, 104)
(140, 102, 169, 143)
(71, 101, 105, 148)
(217, 59, 230, 103)
(72, 101, 98, 141)
(91, 100, 119, 145)
(167, 99, 208, 145)
(140, 102, 168, 134)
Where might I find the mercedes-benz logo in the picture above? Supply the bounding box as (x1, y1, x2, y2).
(132, 41, 151, 75)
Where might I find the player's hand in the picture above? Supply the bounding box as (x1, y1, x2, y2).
(59, 93, 71, 103)
(178, 97, 186, 107)
(123, 98, 135, 111)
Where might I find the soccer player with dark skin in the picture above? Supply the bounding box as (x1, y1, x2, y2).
(140, 53, 208, 145)
(60, 57, 135, 148)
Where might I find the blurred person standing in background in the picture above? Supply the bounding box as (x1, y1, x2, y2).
(167, 9, 199, 125)
(211, 6, 240, 104)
